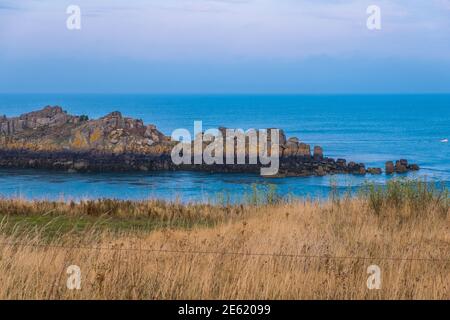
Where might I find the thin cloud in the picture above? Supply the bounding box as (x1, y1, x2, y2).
(0, 0, 21, 11)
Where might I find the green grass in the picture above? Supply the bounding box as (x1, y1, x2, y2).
(361, 178, 449, 217)
(0, 178, 447, 239)
(0, 213, 214, 239)
(0, 198, 236, 239)
(0, 184, 284, 239)
(244, 183, 282, 205)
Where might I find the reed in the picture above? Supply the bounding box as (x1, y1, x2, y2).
(0, 179, 448, 299)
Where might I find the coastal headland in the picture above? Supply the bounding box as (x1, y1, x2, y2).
(0, 106, 419, 176)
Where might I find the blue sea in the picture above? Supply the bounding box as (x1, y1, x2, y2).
(0, 94, 449, 202)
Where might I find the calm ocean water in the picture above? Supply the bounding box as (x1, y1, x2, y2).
(0, 94, 449, 202)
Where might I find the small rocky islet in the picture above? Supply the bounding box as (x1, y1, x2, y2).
(0, 106, 420, 176)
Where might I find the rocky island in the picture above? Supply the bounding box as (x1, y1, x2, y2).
(0, 106, 419, 176)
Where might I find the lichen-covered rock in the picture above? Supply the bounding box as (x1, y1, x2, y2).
(0, 106, 420, 177)
(283, 138, 299, 156)
(0, 106, 171, 154)
(0, 106, 79, 135)
(297, 143, 311, 157)
(281, 137, 311, 158)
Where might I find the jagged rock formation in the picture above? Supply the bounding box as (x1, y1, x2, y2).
(70, 111, 169, 153)
(282, 137, 311, 157)
(0, 106, 171, 154)
(1, 106, 79, 134)
(0, 106, 420, 176)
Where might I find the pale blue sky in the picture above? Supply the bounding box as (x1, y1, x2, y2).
(1, 0, 450, 93)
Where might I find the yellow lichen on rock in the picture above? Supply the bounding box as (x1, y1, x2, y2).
(72, 130, 89, 149)
(89, 127, 103, 144)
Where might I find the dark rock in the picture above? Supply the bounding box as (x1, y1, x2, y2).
(316, 166, 326, 176)
(336, 158, 346, 168)
(313, 146, 323, 161)
(385, 161, 395, 174)
(348, 161, 356, 169)
(386, 160, 419, 174)
(395, 160, 408, 173)
(347, 161, 366, 174)
(73, 161, 88, 171)
(357, 163, 366, 175)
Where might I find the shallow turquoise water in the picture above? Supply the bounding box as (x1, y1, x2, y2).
(0, 94, 449, 201)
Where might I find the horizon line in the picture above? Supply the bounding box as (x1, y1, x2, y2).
(1, 92, 450, 96)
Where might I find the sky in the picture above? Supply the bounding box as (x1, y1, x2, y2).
(0, 0, 450, 93)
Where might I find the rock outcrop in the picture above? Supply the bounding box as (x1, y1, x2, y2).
(0, 106, 420, 176)
(282, 137, 311, 157)
(0, 106, 171, 154)
(313, 146, 324, 161)
(70, 111, 169, 153)
(0, 106, 79, 135)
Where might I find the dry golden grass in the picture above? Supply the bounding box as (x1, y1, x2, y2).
(0, 181, 448, 299)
